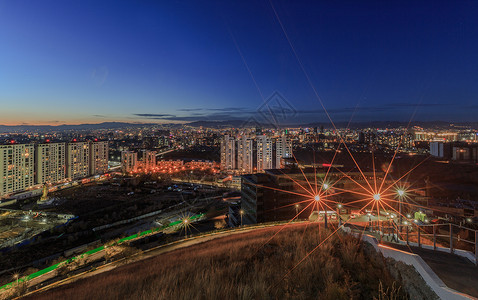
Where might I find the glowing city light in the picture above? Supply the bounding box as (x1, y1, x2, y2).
(373, 194, 381, 201)
(314, 195, 321, 202)
(397, 189, 405, 197)
(322, 183, 329, 190)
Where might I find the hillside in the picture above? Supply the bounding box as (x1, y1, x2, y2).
(24, 224, 432, 299)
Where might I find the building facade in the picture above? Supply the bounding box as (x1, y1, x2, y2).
(121, 151, 138, 173)
(35, 142, 66, 184)
(89, 141, 109, 175)
(237, 136, 253, 173)
(142, 150, 157, 171)
(256, 135, 272, 172)
(0, 144, 35, 197)
(220, 135, 236, 171)
(241, 168, 393, 225)
(66, 142, 90, 180)
(275, 135, 292, 168)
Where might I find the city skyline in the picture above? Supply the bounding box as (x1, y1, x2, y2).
(1, 2, 478, 299)
(1, 1, 478, 125)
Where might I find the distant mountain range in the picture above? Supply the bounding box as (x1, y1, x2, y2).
(0, 122, 156, 133)
(185, 120, 478, 129)
(1, 120, 477, 133)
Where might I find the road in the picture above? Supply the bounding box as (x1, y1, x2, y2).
(155, 148, 177, 156)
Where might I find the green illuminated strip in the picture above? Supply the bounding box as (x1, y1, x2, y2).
(169, 220, 181, 226)
(0, 213, 204, 291)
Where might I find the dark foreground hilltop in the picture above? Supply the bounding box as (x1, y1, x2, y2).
(25, 224, 435, 300)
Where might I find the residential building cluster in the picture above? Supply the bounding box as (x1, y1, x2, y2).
(220, 134, 292, 173)
(121, 150, 157, 173)
(120, 148, 218, 174)
(156, 159, 218, 174)
(0, 140, 108, 198)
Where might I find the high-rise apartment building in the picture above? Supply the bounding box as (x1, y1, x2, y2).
(275, 135, 292, 169)
(220, 135, 236, 171)
(35, 142, 66, 184)
(66, 142, 90, 180)
(0, 144, 35, 197)
(89, 141, 109, 175)
(142, 150, 157, 170)
(256, 135, 272, 172)
(121, 151, 138, 173)
(237, 136, 253, 173)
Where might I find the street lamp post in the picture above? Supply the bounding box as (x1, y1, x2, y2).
(239, 209, 244, 226)
(373, 194, 381, 233)
(295, 204, 299, 216)
(337, 203, 342, 227)
(183, 218, 189, 238)
(323, 184, 329, 229)
(397, 189, 405, 234)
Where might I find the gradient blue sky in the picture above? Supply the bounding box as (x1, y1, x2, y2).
(1, 0, 478, 125)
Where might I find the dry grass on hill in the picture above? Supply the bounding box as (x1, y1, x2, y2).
(29, 223, 407, 299)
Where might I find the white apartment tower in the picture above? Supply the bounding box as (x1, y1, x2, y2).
(256, 135, 273, 172)
(220, 135, 236, 171)
(121, 151, 138, 173)
(237, 136, 253, 173)
(66, 142, 90, 180)
(0, 144, 35, 197)
(89, 141, 109, 175)
(276, 135, 292, 169)
(142, 150, 157, 170)
(35, 142, 66, 184)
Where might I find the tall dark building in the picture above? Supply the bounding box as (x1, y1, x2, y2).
(240, 168, 391, 225)
(358, 132, 365, 144)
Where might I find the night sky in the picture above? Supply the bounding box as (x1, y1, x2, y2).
(1, 0, 478, 125)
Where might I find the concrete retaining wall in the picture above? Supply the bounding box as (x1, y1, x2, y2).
(360, 234, 474, 300)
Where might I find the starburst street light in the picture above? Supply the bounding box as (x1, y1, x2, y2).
(314, 195, 321, 202)
(373, 194, 381, 201)
(322, 183, 329, 190)
(397, 189, 406, 197)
